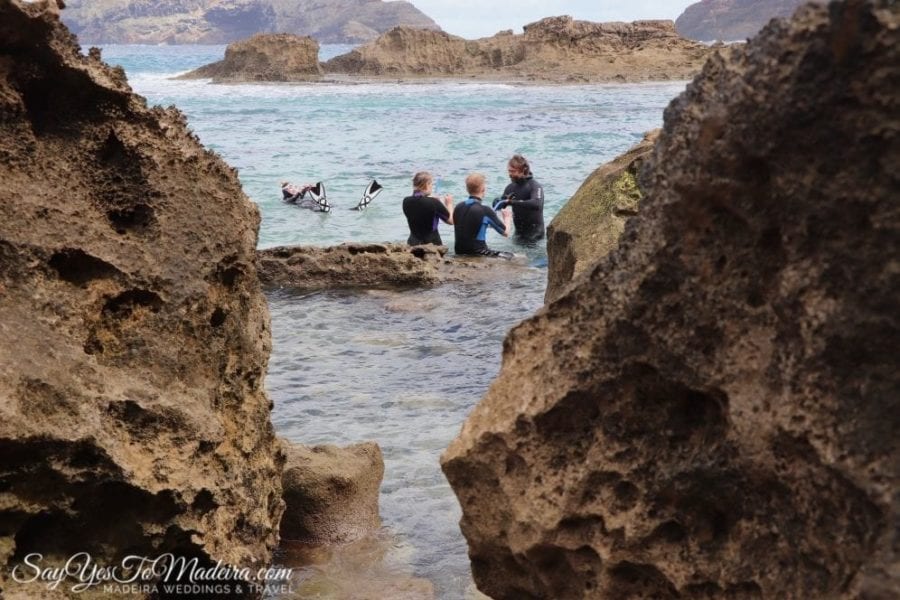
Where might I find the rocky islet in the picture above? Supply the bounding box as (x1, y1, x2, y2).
(183, 16, 717, 84)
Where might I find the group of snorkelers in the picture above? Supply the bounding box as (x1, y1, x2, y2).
(402, 155, 544, 257)
(281, 154, 544, 258)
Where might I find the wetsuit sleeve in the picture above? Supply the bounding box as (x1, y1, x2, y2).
(432, 197, 451, 223)
(512, 180, 544, 210)
(483, 206, 507, 234)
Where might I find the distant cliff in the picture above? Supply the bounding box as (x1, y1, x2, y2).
(325, 17, 714, 83)
(675, 0, 817, 41)
(61, 0, 440, 44)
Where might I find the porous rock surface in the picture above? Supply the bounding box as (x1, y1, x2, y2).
(443, 1, 899, 598)
(280, 440, 384, 544)
(256, 243, 447, 290)
(545, 130, 659, 303)
(179, 33, 322, 82)
(0, 0, 283, 593)
(324, 16, 714, 83)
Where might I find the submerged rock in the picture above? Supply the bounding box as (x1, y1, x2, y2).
(280, 532, 436, 599)
(280, 441, 384, 544)
(0, 0, 283, 592)
(545, 130, 659, 303)
(443, 1, 899, 598)
(324, 16, 714, 83)
(179, 33, 323, 82)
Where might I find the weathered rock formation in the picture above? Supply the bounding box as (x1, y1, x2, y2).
(0, 0, 283, 594)
(545, 130, 658, 303)
(257, 243, 447, 290)
(280, 440, 383, 544)
(443, 1, 899, 599)
(324, 16, 715, 82)
(256, 243, 536, 290)
(676, 0, 820, 41)
(179, 33, 322, 82)
(61, 0, 440, 45)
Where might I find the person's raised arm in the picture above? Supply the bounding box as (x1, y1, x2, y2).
(440, 195, 454, 224)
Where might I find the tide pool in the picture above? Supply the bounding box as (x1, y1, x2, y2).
(97, 43, 687, 598)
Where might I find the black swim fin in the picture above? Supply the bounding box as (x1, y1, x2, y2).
(308, 181, 331, 213)
(353, 179, 383, 211)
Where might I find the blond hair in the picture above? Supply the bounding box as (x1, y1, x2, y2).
(412, 171, 433, 192)
(465, 173, 486, 196)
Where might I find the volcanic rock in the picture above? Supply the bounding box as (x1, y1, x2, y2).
(545, 130, 659, 303)
(324, 16, 714, 83)
(61, 0, 440, 45)
(280, 440, 384, 544)
(442, 1, 899, 598)
(0, 0, 283, 594)
(179, 33, 322, 82)
(676, 0, 821, 41)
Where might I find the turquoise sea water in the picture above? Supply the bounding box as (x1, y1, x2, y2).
(98, 44, 688, 598)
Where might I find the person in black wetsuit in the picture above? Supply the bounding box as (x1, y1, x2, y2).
(402, 171, 454, 246)
(281, 180, 319, 210)
(453, 173, 512, 257)
(493, 154, 545, 243)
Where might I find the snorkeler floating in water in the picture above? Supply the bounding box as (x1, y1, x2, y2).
(281, 181, 330, 212)
(281, 180, 383, 213)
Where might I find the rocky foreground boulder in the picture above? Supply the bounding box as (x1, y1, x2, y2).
(0, 0, 283, 593)
(324, 16, 714, 83)
(545, 130, 659, 303)
(443, 1, 898, 598)
(180, 33, 322, 82)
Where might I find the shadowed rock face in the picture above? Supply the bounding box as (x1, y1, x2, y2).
(442, 1, 899, 598)
(545, 130, 659, 303)
(179, 33, 322, 82)
(0, 0, 283, 593)
(675, 0, 820, 41)
(324, 17, 713, 83)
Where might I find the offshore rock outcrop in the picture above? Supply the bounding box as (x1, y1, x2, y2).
(545, 130, 659, 303)
(61, 0, 439, 45)
(324, 17, 714, 83)
(676, 0, 819, 41)
(179, 34, 322, 82)
(280, 441, 384, 544)
(0, 0, 283, 595)
(443, 1, 899, 599)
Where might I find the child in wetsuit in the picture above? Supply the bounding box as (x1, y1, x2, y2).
(402, 171, 454, 246)
(453, 173, 512, 257)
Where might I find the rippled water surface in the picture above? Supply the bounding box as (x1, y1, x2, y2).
(99, 44, 687, 598)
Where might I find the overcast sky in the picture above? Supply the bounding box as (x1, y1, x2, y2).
(408, 0, 699, 39)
